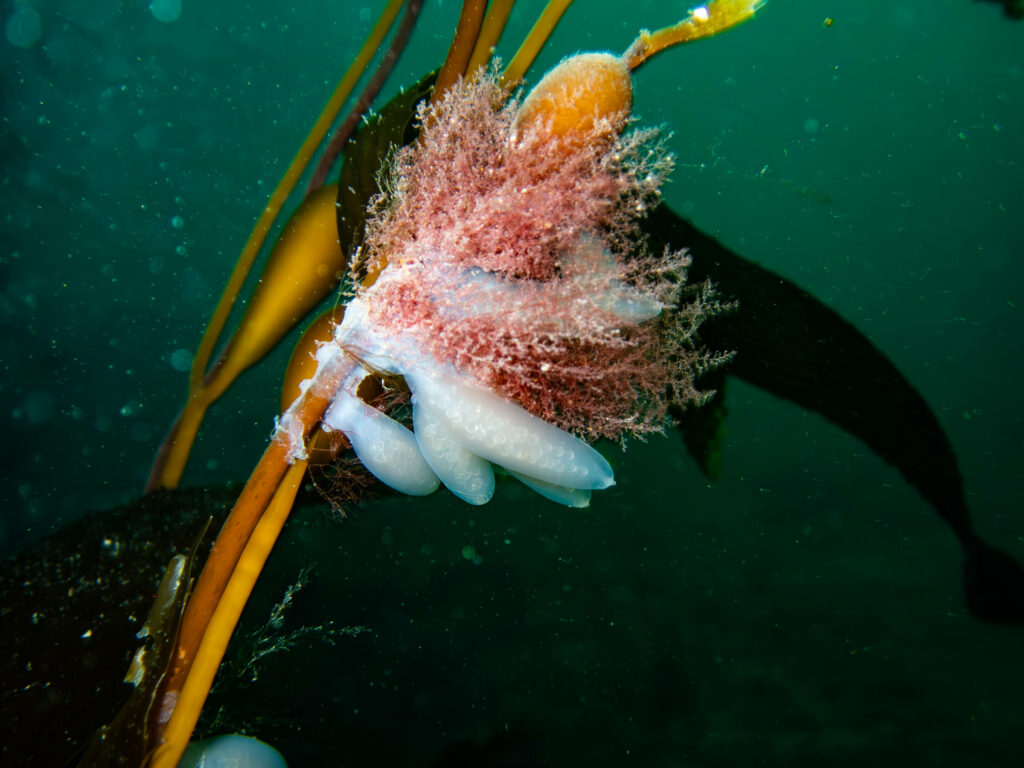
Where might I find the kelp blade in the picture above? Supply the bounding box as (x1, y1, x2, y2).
(645, 204, 1024, 623)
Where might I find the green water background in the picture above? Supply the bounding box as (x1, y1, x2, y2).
(1, 1, 1022, 764)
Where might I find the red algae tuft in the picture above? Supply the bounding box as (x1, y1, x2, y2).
(352, 71, 714, 442)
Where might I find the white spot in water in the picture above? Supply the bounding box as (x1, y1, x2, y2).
(169, 348, 193, 372)
(5, 7, 42, 49)
(149, 0, 183, 24)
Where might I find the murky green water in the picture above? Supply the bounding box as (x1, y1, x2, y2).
(1, 1, 1022, 765)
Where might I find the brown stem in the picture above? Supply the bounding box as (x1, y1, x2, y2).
(466, 0, 516, 76)
(149, 351, 354, 746)
(431, 0, 488, 106)
(308, 0, 425, 194)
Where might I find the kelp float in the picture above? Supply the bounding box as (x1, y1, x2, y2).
(3, 1, 1021, 766)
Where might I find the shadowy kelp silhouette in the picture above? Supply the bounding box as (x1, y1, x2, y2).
(650, 205, 1024, 623)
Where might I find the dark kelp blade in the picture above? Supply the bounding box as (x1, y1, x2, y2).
(81, 552, 192, 767)
(0, 489, 234, 766)
(335, 72, 437, 264)
(646, 203, 1024, 624)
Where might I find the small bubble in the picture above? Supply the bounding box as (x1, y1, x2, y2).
(170, 215, 184, 229)
(461, 545, 476, 561)
(149, 0, 183, 24)
(5, 7, 42, 49)
(175, 243, 187, 256)
(169, 348, 193, 372)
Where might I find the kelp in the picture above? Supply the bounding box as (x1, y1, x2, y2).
(0, 489, 234, 767)
(6, 2, 1023, 765)
(646, 205, 1024, 623)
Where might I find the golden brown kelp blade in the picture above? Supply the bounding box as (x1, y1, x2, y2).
(645, 203, 1024, 623)
(145, 182, 346, 493)
(621, 0, 763, 71)
(467, 0, 516, 75)
(184, 0, 404, 395)
(501, 0, 576, 85)
(431, 0, 488, 104)
(147, 0, 408, 493)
